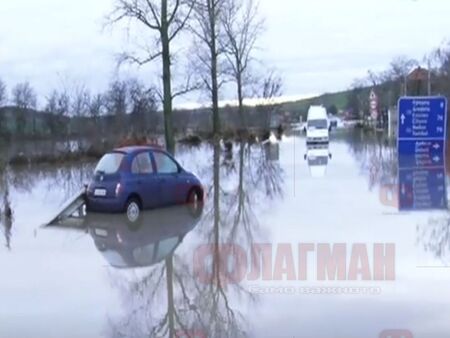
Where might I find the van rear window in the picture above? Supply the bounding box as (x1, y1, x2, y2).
(95, 153, 124, 174)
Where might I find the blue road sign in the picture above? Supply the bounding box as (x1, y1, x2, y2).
(398, 167, 447, 211)
(398, 140, 445, 168)
(397, 96, 448, 211)
(398, 97, 447, 140)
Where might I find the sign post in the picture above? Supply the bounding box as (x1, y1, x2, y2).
(397, 96, 448, 211)
(370, 89, 378, 121)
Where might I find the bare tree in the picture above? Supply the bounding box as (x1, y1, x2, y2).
(260, 70, 282, 101)
(68, 85, 92, 140)
(388, 56, 417, 81)
(105, 79, 130, 136)
(190, 0, 229, 137)
(221, 0, 263, 129)
(70, 86, 91, 118)
(0, 78, 6, 106)
(430, 42, 450, 97)
(128, 78, 158, 135)
(255, 70, 282, 129)
(11, 82, 37, 110)
(108, 0, 194, 154)
(11, 82, 37, 136)
(0, 79, 6, 136)
(45, 89, 71, 136)
(88, 93, 106, 119)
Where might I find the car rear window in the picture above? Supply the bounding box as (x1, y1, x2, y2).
(95, 153, 124, 174)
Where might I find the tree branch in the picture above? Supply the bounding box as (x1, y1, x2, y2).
(117, 50, 163, 66)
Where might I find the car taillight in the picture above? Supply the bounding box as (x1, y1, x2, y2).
(115, 183, 122, 197)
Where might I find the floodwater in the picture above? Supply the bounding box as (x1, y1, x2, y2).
(0, 131, 449, 338)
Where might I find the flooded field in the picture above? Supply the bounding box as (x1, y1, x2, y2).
(1, 131, 449, 338)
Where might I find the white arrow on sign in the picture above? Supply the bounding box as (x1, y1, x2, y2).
(433, 156, 441, 163)
(401, 114, 406, 125)
(433, 143, 440, 150)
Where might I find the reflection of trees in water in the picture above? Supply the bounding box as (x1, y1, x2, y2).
(0, 162, 95, 249)
(51, 163, 96, 199)
(222, 142, 283, 246)
(346, 130, 397, 190)
(418, 214, 450, 264)
(4, 162, 95, 199)
(107, 141, 285, 337)
(107, 255, 212, 338)
(0, 164, 13, 250)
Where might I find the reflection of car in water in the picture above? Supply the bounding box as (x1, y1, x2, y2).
(86, 146, 204, 221)
(86, 204, 203, 268)
(304, 145, 332, 178)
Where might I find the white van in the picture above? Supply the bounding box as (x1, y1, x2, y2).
(306, 106, 329, 144)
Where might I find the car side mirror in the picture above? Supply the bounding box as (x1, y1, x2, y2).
(329, 153, 332, 159)
(304, 154, 307, 160)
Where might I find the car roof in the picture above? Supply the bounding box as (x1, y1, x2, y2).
(113, 145, 164, 154)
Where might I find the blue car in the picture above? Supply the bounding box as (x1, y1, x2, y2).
(86, 146, 204, 221)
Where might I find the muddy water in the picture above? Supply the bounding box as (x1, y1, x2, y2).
(0, 131, 449, 338)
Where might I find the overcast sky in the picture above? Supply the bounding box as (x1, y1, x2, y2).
(1, 0, 450, 107)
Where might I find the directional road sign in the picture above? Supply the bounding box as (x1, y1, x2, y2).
(397, 140, 445, 168)
(398, 97, 447, 140)
(397, 96, 448, 211)
(398, 167, 447, 211)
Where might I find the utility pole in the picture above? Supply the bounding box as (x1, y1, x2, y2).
(427, 59, 432, 96)
(404, 75, 408, 96)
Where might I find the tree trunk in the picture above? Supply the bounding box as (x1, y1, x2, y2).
(213, 140, 221, 287)
(161, 0, 175, 154)
(165, 256, 175, 338)
(209, 1, 220, 137)
(237, 70, 245, 131)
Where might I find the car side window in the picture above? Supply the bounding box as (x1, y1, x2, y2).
(131, 152, 154, 174)
(153, 152, 178, 174)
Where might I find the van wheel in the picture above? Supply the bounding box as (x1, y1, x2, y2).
(125, 198, 141, 223)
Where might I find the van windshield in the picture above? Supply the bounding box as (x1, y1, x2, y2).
(95, 153, 124, 174)
(308, 119, 328, 129)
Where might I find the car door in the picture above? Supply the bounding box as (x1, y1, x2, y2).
(130, 152, 160, 209)
(151, 151, 181, 206)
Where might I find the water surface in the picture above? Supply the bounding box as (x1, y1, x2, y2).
(1, 132, 449, 338)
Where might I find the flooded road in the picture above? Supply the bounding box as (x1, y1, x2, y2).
(1, 131, 449, 338)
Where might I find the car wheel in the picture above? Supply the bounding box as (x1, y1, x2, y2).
(125, 198, 141, 223)
(187, 189, 202, 217)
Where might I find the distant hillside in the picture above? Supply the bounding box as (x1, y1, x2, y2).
(0, 89, 352, 139)
(278, 90, 350, 118)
